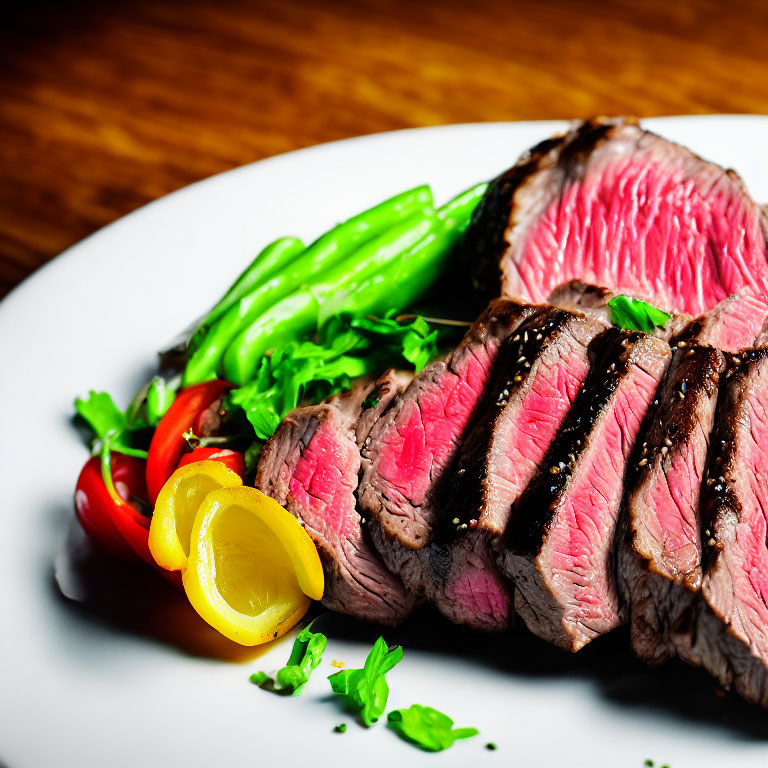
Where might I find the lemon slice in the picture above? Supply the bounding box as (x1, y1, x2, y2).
(149, 460, 243, 571)
(183, 486, 324, 646)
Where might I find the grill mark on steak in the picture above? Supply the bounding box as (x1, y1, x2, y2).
(618, 289, 768, 665)
(425, 308, 606, 632)
(465, 118, 768, 316)
(674, 350, 768, 706)
(357, 298, 538, 593)
(255, 376, 416, 626)
(500, 328, 671, 651)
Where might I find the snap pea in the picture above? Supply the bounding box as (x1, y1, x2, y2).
(221, 290, 320, 385)
(318, 183, 487, 322)
(222, 212, 438, 384)
(195, 236, 305, 343)
(437, 182, 488, 224)
(183, 185, 434, 385)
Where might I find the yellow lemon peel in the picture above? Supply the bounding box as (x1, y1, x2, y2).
(149, 460, 243, 571)
(183, 487, 324, 645)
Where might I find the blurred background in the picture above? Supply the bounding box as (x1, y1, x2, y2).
(2, 0, 767, 298)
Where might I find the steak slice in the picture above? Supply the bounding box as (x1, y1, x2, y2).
(499, 328, 671, 651)
(426, 308, 606, 632)
(676, 350, 768, 706)
(618, 289, 768, 665)
(465, 118, 768, 315)
(255, 375, 415, 626)
(358, 298, 538, 592)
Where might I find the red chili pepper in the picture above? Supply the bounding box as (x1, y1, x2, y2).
(177, 446, 246, 477)
(74, 452, 152, 563)
(146, 380, 232, 503)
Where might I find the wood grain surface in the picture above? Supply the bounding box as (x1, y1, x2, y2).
(2, 0, 768, 297)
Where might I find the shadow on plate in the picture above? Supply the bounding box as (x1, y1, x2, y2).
(54, 520, 268, 663)
(310, 605, 768, 741)
(55, 519, 768, 738)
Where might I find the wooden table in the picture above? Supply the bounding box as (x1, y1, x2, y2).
(2, 0, 767, 297)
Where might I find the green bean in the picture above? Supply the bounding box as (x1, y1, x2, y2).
(222, 212, 438, 384)
(437, 182, 488, 224)
(197, 236, 305, 339)
(221, 290, 320, 385)
(318, 183, 487, 322)
(183, 185, 433, 385)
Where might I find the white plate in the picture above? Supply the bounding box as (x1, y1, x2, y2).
(3, 117, 768, 768)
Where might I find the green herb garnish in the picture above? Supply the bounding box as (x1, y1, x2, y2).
(486, 742, 498, 751)
(250, 625, 327, 696)
(328, 637, 403, 726)
(228, 313, 453, 440)
(607, 296, 671, 334)
(333, 723, 347, 733)
(74, 390, 149, 459)
(387, 704, 478, 752)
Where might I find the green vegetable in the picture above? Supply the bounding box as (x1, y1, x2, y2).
(319, 186, 479, 325)
(222, 212, 438, 385)
(227, 313, 452, 440)
(387, 704, 479, 752)
(486, 742, 498, 751)
(333, 723, 347, 734)
(145, 376, 179, 426)
(250, 625, 327, 696)
(183, 185, 434, 385)
(607, 296, 671, 333)
(197, 237, 306, 334)
(74, 391, 149, 459)
(328, 637, 403, 727)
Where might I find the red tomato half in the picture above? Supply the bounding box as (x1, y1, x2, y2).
(145, 380, 232, 503)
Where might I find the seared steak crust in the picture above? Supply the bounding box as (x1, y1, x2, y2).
(426, 308, 606, 632)
(465, 118, 768, 316)
(256, 379, 415, 625)
(358, 298, 538, 592)
(500, 328, 671, 651)
(676, 350, 768, 706)
(618, 344, 724, 664)
(618, 289, 768, 664)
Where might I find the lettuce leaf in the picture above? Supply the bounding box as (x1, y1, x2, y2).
(228, 313, 452, 440)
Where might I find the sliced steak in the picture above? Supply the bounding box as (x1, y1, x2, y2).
(465, 118, 768, 315)
(676, 350, 768, 706)
(426, 308, 606, 632)
(255, 376, 415, 626)
(618, 289, 768, 665)
(358, 298, 538, 592)
(499, 328, 671, 651)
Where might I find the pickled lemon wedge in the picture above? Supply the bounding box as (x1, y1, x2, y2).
(149, 460, 243, 571)
(183, 487, 324, 646)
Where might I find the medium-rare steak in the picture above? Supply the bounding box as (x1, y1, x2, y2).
(618, 289, 768, 665)
(465, 118, 768, 315)
(358, 298, 538, 591)
(676, 350, 768, 706)
(499, 328, 671, 651)
(425, 308, 606, 632)
(256, 373, 415, 625)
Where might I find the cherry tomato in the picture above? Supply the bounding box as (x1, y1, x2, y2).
(177, 446, 246, 477)
(146, 380, 232, 503)
(74, 453, 152, 563)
